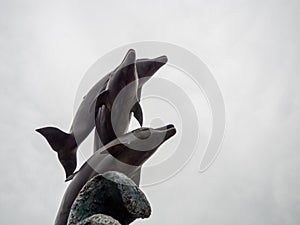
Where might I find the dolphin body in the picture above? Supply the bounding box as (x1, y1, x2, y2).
(93, 55, 168, 152)
(54, 124, 176, 225)
(36, 50, 168, 179)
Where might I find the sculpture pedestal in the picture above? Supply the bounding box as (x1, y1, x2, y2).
(67, 171, 151, 225)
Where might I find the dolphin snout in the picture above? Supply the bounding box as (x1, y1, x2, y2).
(154, 55, 168, 64)
(155, 124, 176, 141)
(165, 125, 176, 141)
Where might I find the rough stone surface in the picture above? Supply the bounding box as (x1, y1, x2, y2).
(77, 214, 121, 225)
(67, 171, 151, 225)
(103, 171, 151, 218)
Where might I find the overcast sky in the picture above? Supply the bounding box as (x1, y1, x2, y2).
(1, 0, 300, 225)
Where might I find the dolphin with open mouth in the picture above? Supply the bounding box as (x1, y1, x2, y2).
(54, 124, 176, 225)
(36, 50, 168, 179)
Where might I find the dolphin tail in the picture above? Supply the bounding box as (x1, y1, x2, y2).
(35, 127, 77, 178)
(35, 127, 75, 151)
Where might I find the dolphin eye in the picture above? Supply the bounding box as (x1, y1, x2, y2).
(134, 128, 151, 139)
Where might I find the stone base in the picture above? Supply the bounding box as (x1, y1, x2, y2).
(67, 171, 151, 225)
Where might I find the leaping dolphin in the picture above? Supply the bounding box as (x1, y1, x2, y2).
(36, 50, 167, 180)
(54, 124, 176, 225)
(36, 50, 168, 179)
(93, 55, 168, 152)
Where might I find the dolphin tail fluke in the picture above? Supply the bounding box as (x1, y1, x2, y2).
(36, 126, 78, 179)
(59, 154, 77, 180)
(35, 127, 74, 152)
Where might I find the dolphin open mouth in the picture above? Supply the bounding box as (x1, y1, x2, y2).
(155, 124, 176, 140)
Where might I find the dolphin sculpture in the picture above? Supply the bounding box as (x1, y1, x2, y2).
(54, 124, 176, 225)
(36, 50, 168, 179)
(93, 55, 168, 152)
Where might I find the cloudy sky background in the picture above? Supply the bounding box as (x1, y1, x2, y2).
(1, 0, 300, 224)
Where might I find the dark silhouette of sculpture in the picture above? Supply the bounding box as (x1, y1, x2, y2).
(36, 50, 168, 179)
(36, 49, 175, 225)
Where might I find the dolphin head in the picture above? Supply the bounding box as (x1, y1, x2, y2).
(107, 124, 176, 166)
(136, 55, 168, 101)
(131, 124, 175, 146)
(108, 49, 138, 93)
(136, 55, 168, 88)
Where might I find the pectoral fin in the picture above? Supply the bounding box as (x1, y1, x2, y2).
(131, 102, 143, 126)
(89, 90, 109, 115)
